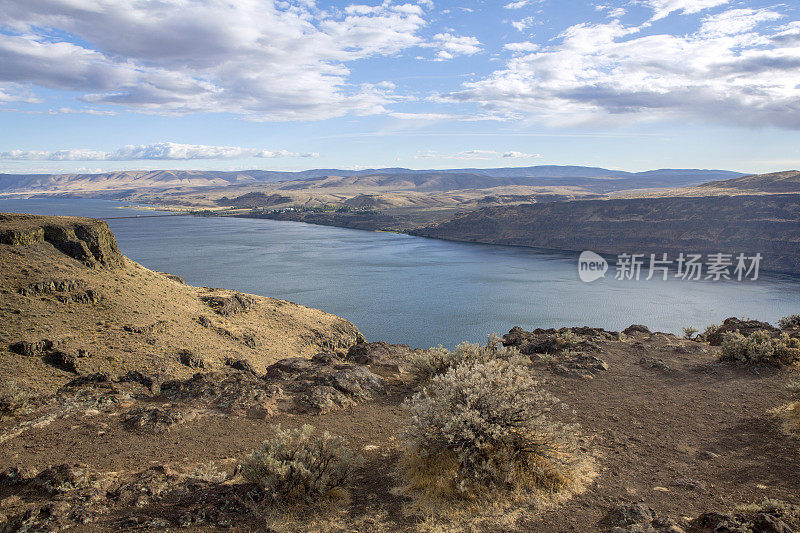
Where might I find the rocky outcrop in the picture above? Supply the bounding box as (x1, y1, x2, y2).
(0, 213, 123, 268)
(412, 194, 800, 273)
(704, 317, 780, 345)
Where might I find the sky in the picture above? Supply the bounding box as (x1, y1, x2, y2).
(0, 0, 799, 175)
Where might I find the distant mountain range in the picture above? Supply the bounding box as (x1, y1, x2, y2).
(0, 166, 746, 197)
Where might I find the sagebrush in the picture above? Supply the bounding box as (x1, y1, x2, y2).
(683, 326, 698, 340)
(0, 380, 33, 417)
(240, 425, 358, 503)
(192, 461, 228, 483)
(402, 357, 578, 499)
(779, 314, 800, 330)
(720, 330, 800, 366)
(409, 334, 520, 383)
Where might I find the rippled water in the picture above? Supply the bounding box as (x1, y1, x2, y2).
(2, 198, 798, 348)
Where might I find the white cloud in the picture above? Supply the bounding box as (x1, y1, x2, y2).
(642, 0, 730, 21)
(503, 151, 540, 158)
(428, 33, 482, 61)
(504, 42, 540, 53)
(504, 1, 530, 9)
(512, 17, 536, 32)
(699, 8, 782, 38)
(444, 11, 800, 129)
(0, 0, 429, 121)
(0, 143, 318, 161)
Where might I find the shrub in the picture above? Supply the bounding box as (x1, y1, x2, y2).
(683, 326, 698, 340)
(720, 330, 800, 366)
(409, 335, 520, 383)
(779, 314, 800, 330)
(240, 425, 358, 504)
(555, 330, 580, 349)
(192, 461, 228, 483)
(402, 357, 578, 499)
(700, 324, 719, 342)
(0, 380, 33, 417)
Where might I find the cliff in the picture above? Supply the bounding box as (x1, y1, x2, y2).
(412, 194, 800, 273)
(0, 213, 364, 393)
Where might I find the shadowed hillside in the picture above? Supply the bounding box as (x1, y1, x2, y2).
(412, 194, 800, 273)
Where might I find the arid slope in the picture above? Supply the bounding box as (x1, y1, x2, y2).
(0, 213, 363, 394)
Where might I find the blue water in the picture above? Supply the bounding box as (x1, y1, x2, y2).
(1, 198, 798, 348)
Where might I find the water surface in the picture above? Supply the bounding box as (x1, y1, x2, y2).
(2, 198, 798, 348)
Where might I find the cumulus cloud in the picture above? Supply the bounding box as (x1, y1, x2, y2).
(0, 0, 430, 120)
(643, 0, 730, 21)
(427, 33, 482, 61)
(0, 143, 318, 161)
(442, 9, 800, 129)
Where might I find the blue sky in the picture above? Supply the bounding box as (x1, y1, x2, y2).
(0, 0, 799, 174)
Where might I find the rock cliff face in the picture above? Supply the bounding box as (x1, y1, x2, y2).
(412, 194, 800, 273)
(0, 214, 123, 268)
(0, 213, 365, 393)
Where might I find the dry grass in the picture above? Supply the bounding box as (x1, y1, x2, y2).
(773, 381, 800, 438)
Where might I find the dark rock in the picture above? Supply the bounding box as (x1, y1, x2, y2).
(224, 357, 257, 375)
(160, 372, 280, 415)
(609, 502, 655, 526)
(179, 349, 206, 369)
(346, 341, 419, 367)
(0, 466, 38, 487)
(122, 407, 186, 433)
(265, 356, 384, 413)
(118, 371, 161, 394)
(751, 513, 793, 533)
(705, 317, 780, 346)
(33, 464, 95, 494)
(639, 357, 672, 372)
(63, 373, 112, 388)
(623, 325, 651, 335)
(9, 339, 54, 357)
(200, 292, 255, 316)
(46, 350, 79, 373)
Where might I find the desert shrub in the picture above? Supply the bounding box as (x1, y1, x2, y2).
(555, 330, 580, 349)
(719, 330, 800, 365)
(683, 326, 698, 340)
(402, 357, 578, 499)
(192, 461, 228, 483)
(779, 314, 800, 330)
(700, 324, 719, 342)
(0, 380, 33, 417)
(409, 335, 520, 383)
(240, 425, 358, 504)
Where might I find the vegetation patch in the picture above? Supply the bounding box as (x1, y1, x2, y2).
(779, 314, 800, 330)
(402, 356, 585, 503)
(720, 330, 800, 366)
(408, 334, 520, 383)
(774, 381, 800, 438)
(240, 425, 359, 504)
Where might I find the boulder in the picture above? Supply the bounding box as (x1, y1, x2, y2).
(705, 318, 779, 346)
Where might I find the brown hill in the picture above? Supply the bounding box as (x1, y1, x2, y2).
(0, 213, 363, 394)
(699, 170, 800, 193)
